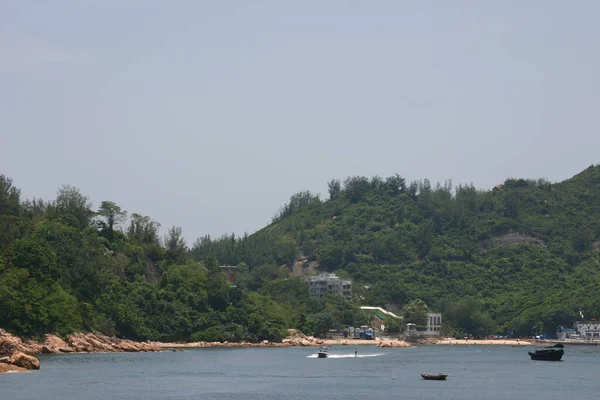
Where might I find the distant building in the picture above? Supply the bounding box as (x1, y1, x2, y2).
(307, 273, 352, 300)
(556, 320, 600, 340)
(425, 312, 442, 335)
(573, 320, 600, 339)
(219, 265, 237, 285)
(556, 326, 578, 340)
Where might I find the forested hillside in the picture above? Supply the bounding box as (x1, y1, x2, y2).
(2, 165, 600, 341)
(0, 176, 367, 342)
(193, 165, 600, 338)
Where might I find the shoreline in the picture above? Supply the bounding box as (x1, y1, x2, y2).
(434, 338, 534, 346)
(156, 338, 390, 349)
(156, 338, 536, 349)
(2, 329, 538, 356)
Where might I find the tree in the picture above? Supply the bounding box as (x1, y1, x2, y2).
(385, 316, 403, 333)
(403, 299, 429, 327)
(327, 179, 341, 200)
(274, 235, 297, 265)
(385, 174, 406, 196)
(0, 175, 21, 216)
(97, 201, 127, 241)
(311, 312, 337, 338)
(164, 226, 187, 263)
(446, 297, 496, 337)
(343, 176, 370, 203)
(10, 238, 59, 280)
(127, 213, 160, 244)
(53, 185, 94, 229)
(573, 227, 593, 252)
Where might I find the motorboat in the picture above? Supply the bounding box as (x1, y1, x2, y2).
(528, 343, 564, 361)
(421, 373, 447, 380)
(317, 347, 328, 358)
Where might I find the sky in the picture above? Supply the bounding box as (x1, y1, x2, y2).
(2, 0, 600, 244)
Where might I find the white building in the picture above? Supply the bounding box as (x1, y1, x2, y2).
(573, 320, 600, 339)
(556, 326, 578, 340)
(425, 312, 442, 335)
(307, 273, 352, 300)
(404, 313, 443, 337)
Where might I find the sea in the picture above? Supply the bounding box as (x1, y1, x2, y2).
(1, 344, 599, 400)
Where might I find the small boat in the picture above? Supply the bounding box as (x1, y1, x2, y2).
(317, 346, 328, 358)
(421, 373, 447, 380)
(528, 343, 564, 361)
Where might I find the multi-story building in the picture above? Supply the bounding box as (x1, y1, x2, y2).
(573, 320, 600, 339)
(425, 312, 442, 335)
(307, 273, 352, 300)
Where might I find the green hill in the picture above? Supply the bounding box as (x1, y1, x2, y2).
(193, 165, 600, 337)
(1, 165, 599, 342)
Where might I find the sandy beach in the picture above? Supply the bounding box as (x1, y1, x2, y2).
(157, 338, 389, 349)
(435, 338, 534, 346)
(157, 337, 535, 349)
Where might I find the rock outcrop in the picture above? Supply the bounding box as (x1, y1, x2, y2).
(0, 363, 28, 373)
(0, 329, 40, 355)
(9, 351, 40, 370)
(378, 340, 411, 348)
(482, 231, 545, 250)
(63, 332, 162, 353)
(42, 334, 74, 354)
(1, 329, 162, 357)
(0, 351, 40, 373)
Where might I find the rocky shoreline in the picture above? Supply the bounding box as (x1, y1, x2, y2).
(1, 328, 164, 372)
(157, 331, 412, 349)
(1, 328, 531, 374)
(0, 329, 163, 357)
(0, 351, 40, 373)
(435, 338, 534, 346)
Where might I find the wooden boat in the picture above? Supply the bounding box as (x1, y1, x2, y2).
(317, 347, 328, 358)
(528, 343, 564, 361)
(421, 373, 447, 380)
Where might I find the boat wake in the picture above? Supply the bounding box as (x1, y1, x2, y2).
(307, 353, 385, 359)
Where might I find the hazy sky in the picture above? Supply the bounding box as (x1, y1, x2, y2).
(2, 1, 599, 244)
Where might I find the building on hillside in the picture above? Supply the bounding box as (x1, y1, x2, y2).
(424, 313, 442, 336)
(307, 273, 352, 300)
(573, 320, 600, 339)
(219, 265, 237, 285)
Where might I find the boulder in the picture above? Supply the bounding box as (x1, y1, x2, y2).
(66, 333, 91, 352)
(119, 341, 141, 352)
(0, 363, 27, 374)
(42, 334, 74, 354)
(9, 351, 40, 370)
(0, 329, 39, 355)
(378, 340, 411, 348)
(85, 335, 114, 352)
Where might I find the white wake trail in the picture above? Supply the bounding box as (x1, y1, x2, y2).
(307, 353, 385, 359)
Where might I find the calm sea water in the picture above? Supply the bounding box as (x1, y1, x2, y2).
(1, 344, 599, 400)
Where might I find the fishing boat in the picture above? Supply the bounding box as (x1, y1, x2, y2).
(528, 343, 564, 361)
(421, 373, 447, 380)
(317, 346, 328, 358)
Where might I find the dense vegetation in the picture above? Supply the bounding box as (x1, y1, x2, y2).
(194, 165, 600, 338)
(0, 176, 367, 342)
(2, 165, 599, 341)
